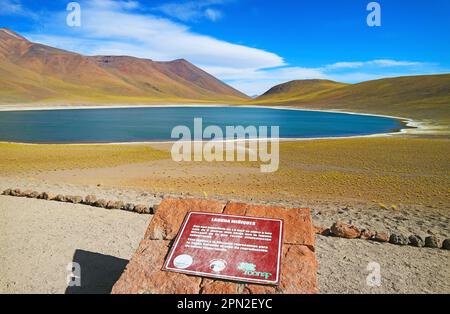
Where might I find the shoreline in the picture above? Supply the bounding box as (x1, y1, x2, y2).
(0, 103, 429, 145)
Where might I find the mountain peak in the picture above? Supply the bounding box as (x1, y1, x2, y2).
(0, 28, 28, 41)
(0, 28, 249, 102)
(258, 79, 348, 100)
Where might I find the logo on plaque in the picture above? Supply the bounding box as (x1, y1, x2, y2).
(210, 259, 227, 273)
(173, 254, 193, 269)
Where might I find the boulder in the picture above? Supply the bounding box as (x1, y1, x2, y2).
(314, 226, 331, 236)
(424, 236, 439, 248)
(11, 189, 22, 197)
(371, 232, 389, 243)
(83, 195, 97, 206)
(224, 202, 315, 249)
(106, 200, 124, 210)
(200, 280, 243, 295)
(245, 245, 318, 294)
(53, 194, 67, 202)
(22, 190, 33, 197)
(94, 199, 108, 208)
(409, 235, 424, 247)
(122, 203, 135, 212)
(145, 198, 225, 240)
(330, 221, 361, 239)
(442, 239, 450, 250)
(28, 191, 40, 198)
(40, 192, 54, 200)
(2, 189, 12, 196)
(389, 234, 409, 246)
(112, 240, 202, 294)
(360, 229, 375, 240)
(112, 198, 319, 294)
(134, 204, 151, 214)
(66, 195, 83, 204)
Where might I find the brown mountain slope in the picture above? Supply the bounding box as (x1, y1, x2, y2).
(254, 75, 450, 121)
(0, 28, 248, 103)
(257, 79, 348, 101)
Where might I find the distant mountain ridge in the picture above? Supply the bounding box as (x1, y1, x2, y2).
(258, 79, 349, 101)
(254, 75, 450, 121)
(0, 28, 248, 103)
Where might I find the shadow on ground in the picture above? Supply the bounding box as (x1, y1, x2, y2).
(65, 249, 128, 294)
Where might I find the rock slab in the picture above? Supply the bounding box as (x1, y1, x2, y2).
(112, 198, 318, 294)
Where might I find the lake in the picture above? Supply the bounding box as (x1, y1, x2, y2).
(0, 106, 404, 143)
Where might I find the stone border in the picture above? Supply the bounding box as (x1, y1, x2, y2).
(1, 188, 155, 215)
(314, 221, 450, 250)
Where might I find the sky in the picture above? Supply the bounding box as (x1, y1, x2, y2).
(1, 0, 449, 95)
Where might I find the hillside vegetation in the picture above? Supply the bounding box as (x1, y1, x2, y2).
(253, 75, 450, 123)
(0, 28, 248, 104)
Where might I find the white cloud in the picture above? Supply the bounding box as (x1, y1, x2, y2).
(18, 0, 443, 96)
(26, 0, 283, 72)
(155, 0, 226, 22)
(0, 0, 36, 18)
(220, 60, 437, 95)
(208, 66, 328, 96)
(204, 8, 222, 21)
(326, 59, 424, 70)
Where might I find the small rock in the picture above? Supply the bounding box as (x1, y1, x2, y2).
(2, 189, 12, 196)
(371, 232, 389, 243)
(314, 226, 326, 235)
(442, 239, 450, 250)
(330, 221, 361, 239)
(22, 190, 33, 197)
(106, 200, 124, 210)
(84, 195, 97, 205)
(409, 235, 424, 247)
(122, 203, 135, 212)
(389, 234, 409, 246)
(66, 195, 83, 204)
(360, 229, 375, 240)
(314, 226, 331, 236)
(53, 194, 67, 202)
(424, 236, 439, 248)
(106, 201, 115, 209)
(40, 192, 54, 200)
(11, 189, 22, 197)
(94, 199, 108, 208)
(134, 204, 150, 214)
(28, 191, 40, 198)
(320, 228, 331, 236)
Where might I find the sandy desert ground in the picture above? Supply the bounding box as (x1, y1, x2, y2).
(0, 136, 449, 294)
(0, 111, 449, 294)
(1, 193, 448, 294)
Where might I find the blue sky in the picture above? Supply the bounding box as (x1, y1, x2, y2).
(1, 0, 449, 95)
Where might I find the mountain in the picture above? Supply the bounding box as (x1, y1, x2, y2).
(258, 79, 348, 101)
(0, 28, 248, 103)
(254, 75, 450, 121)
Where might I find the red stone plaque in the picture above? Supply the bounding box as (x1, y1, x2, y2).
(162, 212, 283, 285)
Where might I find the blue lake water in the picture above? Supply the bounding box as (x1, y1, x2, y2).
(0, 106, 404, 143)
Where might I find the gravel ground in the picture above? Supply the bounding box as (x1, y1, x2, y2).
(1, 195, 448, 294)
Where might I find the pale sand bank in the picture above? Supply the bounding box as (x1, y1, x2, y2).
(0, 196, 151, 294)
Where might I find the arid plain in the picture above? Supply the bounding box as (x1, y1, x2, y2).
(1, 130, 449, 293)
(1, 28, 449, 294)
